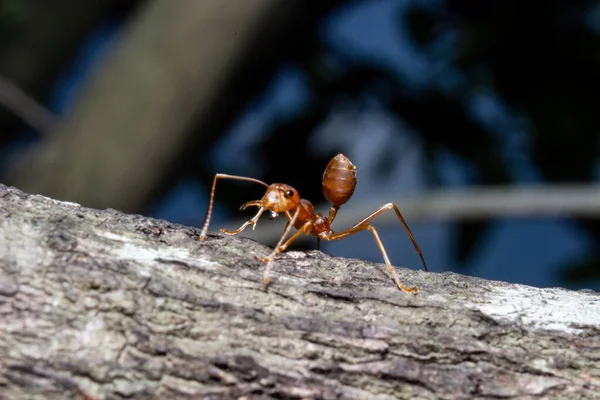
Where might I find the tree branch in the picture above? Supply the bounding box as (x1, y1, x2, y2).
(0, 74, 56, 132)
(226, 184, 600, 244)
(0, 183, 598, 399)
(0, 0, 131, 128)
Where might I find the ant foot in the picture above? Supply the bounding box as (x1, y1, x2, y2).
(403, 286, 419, 294)
(253, 255, 269, 263)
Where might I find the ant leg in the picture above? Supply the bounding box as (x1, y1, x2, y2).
(329, 224, 419, 294)
(221, 207, 266, 236)
(199, 174, 268, 241)
(263, 208, 300, 288)
(347, 203, 428, 272)
(277, 221, 311, 253)
(283, 210, 321, 252)
(253, 220, 310, 262)
(252, 220, 292, 263)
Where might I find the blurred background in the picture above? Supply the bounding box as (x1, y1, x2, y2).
(1, 0, 600, 291)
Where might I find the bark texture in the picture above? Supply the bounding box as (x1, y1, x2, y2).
(0, 183, 599, 400)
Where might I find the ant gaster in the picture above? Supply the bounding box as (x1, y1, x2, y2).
(199, 154, 428, 293)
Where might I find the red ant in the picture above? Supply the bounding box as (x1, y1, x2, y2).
(199, 154, 428, 293)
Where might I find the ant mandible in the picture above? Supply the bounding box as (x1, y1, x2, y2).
(199, 154, 428, 294)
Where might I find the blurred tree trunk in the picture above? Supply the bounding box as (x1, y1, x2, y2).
(6, 0, 346, 213)
(1, 184, 599, 399)
(0, 0, 133, 137)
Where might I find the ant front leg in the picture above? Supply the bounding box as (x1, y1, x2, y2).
(275, 221, 312, 254)
(262, 208, 301, 289)
(253, 221, 309, 263)
(257, 212, 311, 261)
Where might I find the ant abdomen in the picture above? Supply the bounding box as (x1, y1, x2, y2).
(322, 153, 357, 207)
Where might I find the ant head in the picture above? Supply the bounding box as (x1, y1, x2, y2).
(261, 183, 301, 213)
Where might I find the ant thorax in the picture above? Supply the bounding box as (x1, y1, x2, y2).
(314, 214, 333, 239)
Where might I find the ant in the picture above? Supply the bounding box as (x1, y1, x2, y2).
(199, 154, 428, 293)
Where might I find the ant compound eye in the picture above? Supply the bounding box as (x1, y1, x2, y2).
(285, 190, 294, 198)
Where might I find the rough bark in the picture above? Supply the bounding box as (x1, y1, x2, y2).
(0, 183, 599, 400)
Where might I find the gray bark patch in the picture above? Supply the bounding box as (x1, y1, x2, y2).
(0, 183, 599, 399)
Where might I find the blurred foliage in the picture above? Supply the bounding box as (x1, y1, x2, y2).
(0, 0, 33, 34)
(245, 5, 511, 268)
(1, 0, 600, 283)
(0, 0, 137, 151)
(404, 0, 600, 281)
(241, 0, 600, 281)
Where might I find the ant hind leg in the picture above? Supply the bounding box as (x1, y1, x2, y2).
(329, 224, 419, 294)
(346, 203, 428, 273)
